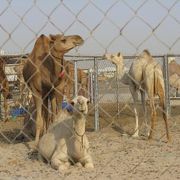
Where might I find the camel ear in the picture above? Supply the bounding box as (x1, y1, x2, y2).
(49, 34, 57, 41)
(117, 52, 121, 57)
(39, 34, 45, 38)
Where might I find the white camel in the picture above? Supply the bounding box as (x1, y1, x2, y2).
(104, 50, 170, 141)
(38, 96, 94, 171)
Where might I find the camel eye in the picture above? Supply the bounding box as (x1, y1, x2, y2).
(61, 39, 66, 43)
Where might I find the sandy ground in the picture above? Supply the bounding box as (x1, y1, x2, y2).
(0, 105, 180, 180)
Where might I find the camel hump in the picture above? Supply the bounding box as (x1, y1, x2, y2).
(143, 49, 151, 57)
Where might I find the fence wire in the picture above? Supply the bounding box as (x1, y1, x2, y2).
(0, 0, 180, 179)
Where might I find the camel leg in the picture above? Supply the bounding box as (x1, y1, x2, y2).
(82, 154, 94, 168)
(162, 111, 170, 142)
(140, 90, 147, 119)
(42, 97, 49, 133)
(140, 89, 149, 135)
(29, 83, 43, 148)
(34, 96, 43, 147)
(158, 92, 170, 142)
(51, 139, 70, 171)
(129, 83, 139, 137)
(148, 98, 156, 140)
(50, 94, 57, 123)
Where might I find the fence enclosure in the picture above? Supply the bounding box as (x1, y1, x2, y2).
(1, 53, 179, 132)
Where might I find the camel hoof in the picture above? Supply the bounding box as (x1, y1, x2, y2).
(27, 148, 38, 159)
(84, 163, 94, 169)
(122, 133, 129, 137)
(75, 162, 83, 167)
(58, 164, 69, 171)
(132, 132, 139, 138)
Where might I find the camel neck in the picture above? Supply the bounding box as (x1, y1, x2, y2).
(116, 64, 126, 80)
(73, 115, 86, 136)
(50, 48, 65, 76)
(51, 48, 64, 60)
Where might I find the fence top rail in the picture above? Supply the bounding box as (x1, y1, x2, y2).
(1, 53, 180, 62)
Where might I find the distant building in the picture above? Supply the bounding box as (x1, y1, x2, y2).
(0, 49, 5, 55)
(100, 67, 116, 78)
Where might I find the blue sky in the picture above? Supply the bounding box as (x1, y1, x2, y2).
(0, 0, 180, 55)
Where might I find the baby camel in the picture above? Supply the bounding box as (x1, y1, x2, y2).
(38, 96, 94, 171)
(104, 50, 170, 141)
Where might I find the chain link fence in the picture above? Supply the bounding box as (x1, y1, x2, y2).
(0, 0, 180, 179)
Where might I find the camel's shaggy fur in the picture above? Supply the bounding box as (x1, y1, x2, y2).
(104, 50, 170, 141)
(38, 96, 94, 171)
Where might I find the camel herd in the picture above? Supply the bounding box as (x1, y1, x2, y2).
(0, 33, 180, 172)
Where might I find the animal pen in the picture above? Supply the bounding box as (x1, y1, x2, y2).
(0, 54, 180, 127)
(0, 0, 180, 179)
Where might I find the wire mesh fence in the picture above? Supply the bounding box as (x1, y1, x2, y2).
(0, 0, 180, 179)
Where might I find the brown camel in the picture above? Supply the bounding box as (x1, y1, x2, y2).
(104, 50, 170, 141)
(23, 34, 84, 147)
(0, 58, 11, 121)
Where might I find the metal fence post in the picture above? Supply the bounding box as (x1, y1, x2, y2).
(74, 60, 78, 97)
(89, 69, 94, 104)
(163, 55, 171, 117)
(94, 57, 99, 131)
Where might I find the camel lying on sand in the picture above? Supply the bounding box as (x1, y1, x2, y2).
(104, 50, 170, 141)
(23, 34, 84, 147)
(38, 96, 94, 171)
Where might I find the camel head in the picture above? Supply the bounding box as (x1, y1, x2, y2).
(71, 96, 89, 115)
(103, 52, 125, 79)
(49, 34, 84, 55)
(104, 52, 124, 66)
(168, 57, 176, 64)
